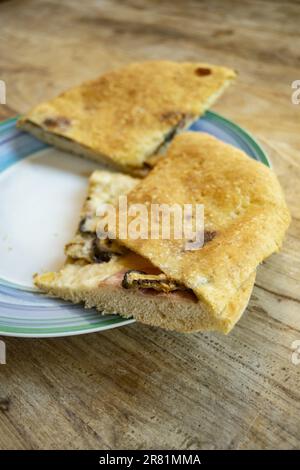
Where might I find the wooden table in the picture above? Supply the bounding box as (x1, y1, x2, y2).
(0, 0, 299, 450)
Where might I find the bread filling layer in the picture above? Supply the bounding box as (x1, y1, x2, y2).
(102, 269, 198, 301)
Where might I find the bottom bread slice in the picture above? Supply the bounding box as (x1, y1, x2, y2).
(34, 254, 256, 334)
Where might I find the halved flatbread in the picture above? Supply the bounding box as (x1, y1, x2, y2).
(18, 61, 236, 175)
(34, 169, 256, 334)
(115, 132, 291, 316)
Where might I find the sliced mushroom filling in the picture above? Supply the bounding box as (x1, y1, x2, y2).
(65, 234, 127, 263)
(92, 237, 127, 263)
(122, 270, 187, 293)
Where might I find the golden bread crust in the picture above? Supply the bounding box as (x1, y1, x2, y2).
(116, 132, 290, 315)
(18, 61, 236, 172)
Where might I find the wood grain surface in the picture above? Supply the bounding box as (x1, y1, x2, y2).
(0, 0, 299, 450)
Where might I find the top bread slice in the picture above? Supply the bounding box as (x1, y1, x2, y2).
(115, 132, 291, 316)
(18, 60, 236, 175)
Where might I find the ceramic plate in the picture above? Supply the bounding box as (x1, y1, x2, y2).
(0, 112, 269, 337)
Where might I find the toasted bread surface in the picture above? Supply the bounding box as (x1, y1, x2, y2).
(116, 132, 291, 315)
(18, 61, 236, 173)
